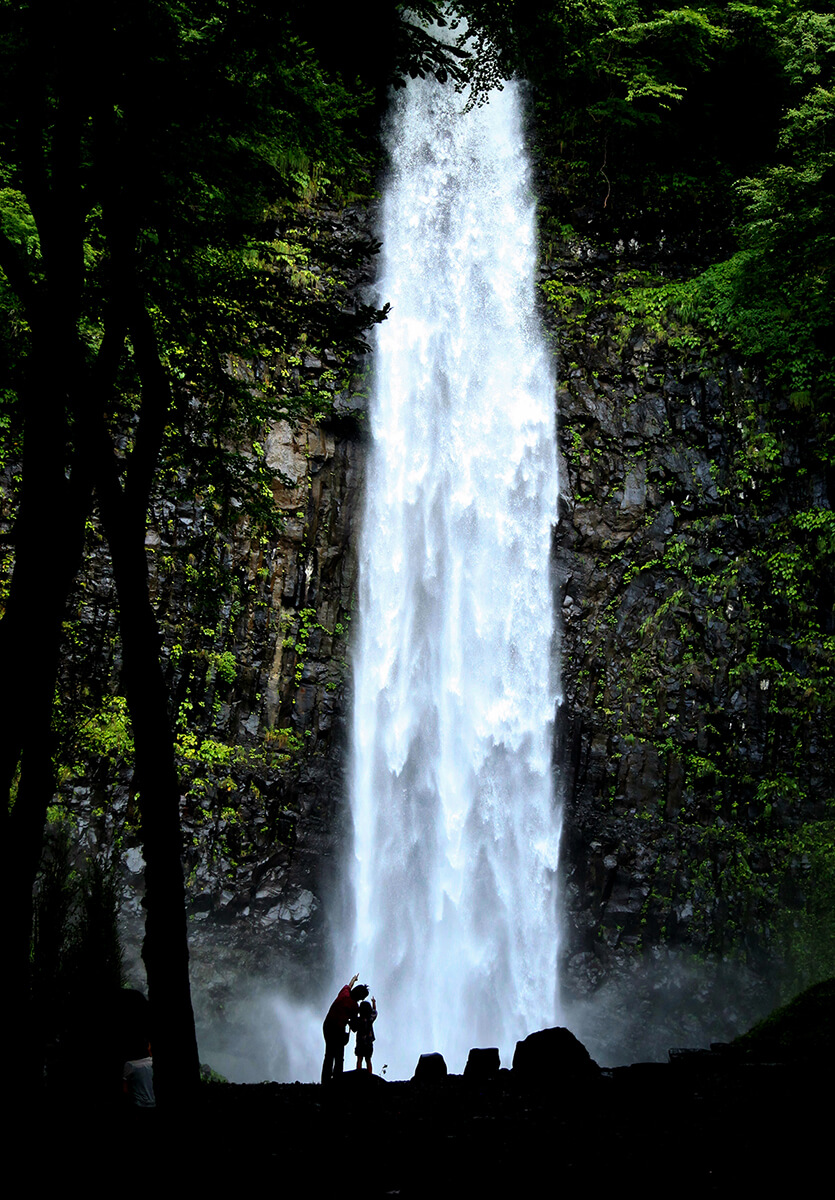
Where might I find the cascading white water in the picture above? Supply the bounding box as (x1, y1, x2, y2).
(349, 64, 562, 1080)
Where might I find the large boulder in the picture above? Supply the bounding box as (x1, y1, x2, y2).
(512, 1027, 599, 1087)
(413, 1052, 448, 1083)
(463, 1046, 501, 1083)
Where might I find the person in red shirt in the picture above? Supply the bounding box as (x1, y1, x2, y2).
(321, 972, 369, 1083)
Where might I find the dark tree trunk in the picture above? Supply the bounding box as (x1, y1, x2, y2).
(91, 303, 201, 1100)
(1, 30, 90, 1080)
(102, 506, 201, 1100)
(1, 318, 93, 1093)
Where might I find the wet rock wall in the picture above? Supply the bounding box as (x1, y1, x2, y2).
(546, 242, 834, 1058)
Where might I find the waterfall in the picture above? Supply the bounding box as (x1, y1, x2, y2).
(349, 65, 561, 1080)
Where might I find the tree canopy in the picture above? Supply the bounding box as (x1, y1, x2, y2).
(505, 1, 835, 407)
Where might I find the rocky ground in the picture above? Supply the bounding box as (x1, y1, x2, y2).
(32, 1056, 824, 1197)
(29, 981, 833, 1197)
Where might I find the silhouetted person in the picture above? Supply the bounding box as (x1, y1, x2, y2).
(123, 1041, 156, 1108)
(355, 996, 377, 1073)
(322, 972, 369, 1083)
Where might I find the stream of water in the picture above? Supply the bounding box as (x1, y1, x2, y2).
(349, 65, 562, 1079)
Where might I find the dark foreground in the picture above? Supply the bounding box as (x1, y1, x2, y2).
(27, 1051, 826, 1197)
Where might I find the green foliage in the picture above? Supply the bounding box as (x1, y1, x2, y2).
(0, 188, 38, 256)
(512, 1, 782, 248)
(79, 696, 135, 761)
(541, 268, 704, 356)
(776, 817, 835, 989)
(685, 25, 835, 403)
(200, 1063, 229, 1084)
(526, 2, 835, 403)
(212, 651, 238, 686)
(51, 692, 136, 789)
(587, 5, 730, 123)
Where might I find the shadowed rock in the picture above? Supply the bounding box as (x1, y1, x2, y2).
(512, 1027, 600, 1086)
(413, 1052, 447, 1082)
(464, 1047, 500, 1083)
(730, 977, 835, 1065)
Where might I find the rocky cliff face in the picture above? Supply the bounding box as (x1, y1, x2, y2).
(547, 242, 833, 1059)
(57, 225, 833, 1069)
(59, 392, 367, 1073)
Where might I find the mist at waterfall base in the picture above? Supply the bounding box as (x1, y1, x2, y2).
(193, 948, 768, 1082)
